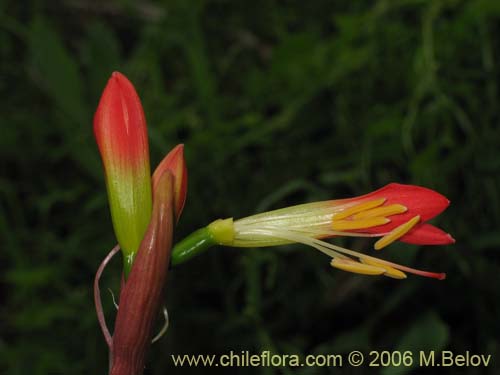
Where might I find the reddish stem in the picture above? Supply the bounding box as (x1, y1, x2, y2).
(110, 172, 174, 375)
(94, 244, 120, 348)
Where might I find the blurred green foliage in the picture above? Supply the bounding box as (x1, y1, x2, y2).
(1, 0, 500, 374)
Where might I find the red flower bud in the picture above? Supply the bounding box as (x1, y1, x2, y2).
(152, 144, 187, 222)
(94, 72, 153, 272)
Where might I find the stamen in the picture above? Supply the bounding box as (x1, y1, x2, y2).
(307, 237, 446, 280)
(236, 225, 446, 280)
(361, 258, 407, 279)
(332, 217, 390, 231)
(246, 227, 348, 259)
(331, 198, 386, 220)
(330, 258, 386, 276)
(383, 268, 407, 279)
(287, 226, 383, 238)
(374, 215, 421, 250)
(353, 204, 407, 219)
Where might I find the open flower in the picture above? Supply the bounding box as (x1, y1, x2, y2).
(172, 183, 454, 280)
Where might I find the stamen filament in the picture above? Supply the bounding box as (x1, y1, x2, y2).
(233, 225, 445, 280)
(374, 215, 420, 250)
(285, 227, 383, 238)
(306, 236, 445, 280)
(331, 198, 386, 220)
(353, 204, 407, 219)
(241, 224, 382, 238)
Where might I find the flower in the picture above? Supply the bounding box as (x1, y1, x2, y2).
(172, 183, 454, 280)
(94, 72, 187, 274)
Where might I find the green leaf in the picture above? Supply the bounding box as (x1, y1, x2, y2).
(28, 18, 87, 123)
(82, 22, 121, 102)
(381, 311, 449, 375)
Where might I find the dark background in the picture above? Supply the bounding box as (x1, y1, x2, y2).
(1, 0, 500, 374)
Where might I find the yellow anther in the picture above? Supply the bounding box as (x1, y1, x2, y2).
(374, 215, 421, 250)
(332, 217, 390, 231)
(353, 204, 407, 219)
(331, 198, 386, 220)
(330, 258, 386, 276)
(361, 258, 407, 279)
(383, 268, 407, 279)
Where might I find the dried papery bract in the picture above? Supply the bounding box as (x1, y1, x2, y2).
(110, 172, 174, 375)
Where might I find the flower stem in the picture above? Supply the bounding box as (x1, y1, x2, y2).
(170, 227, 216, 266)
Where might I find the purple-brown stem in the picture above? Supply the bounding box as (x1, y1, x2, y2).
(110, 171, 174, 375)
